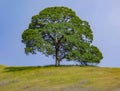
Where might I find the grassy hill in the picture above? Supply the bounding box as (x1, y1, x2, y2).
(0, 65, 120, 91)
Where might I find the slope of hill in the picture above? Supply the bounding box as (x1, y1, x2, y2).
(0, 65, 120, 91)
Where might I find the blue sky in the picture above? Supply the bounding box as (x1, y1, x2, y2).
(0, 0, 120, 67)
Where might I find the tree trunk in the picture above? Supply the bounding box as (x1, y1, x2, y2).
(55, 47, 60, 66)
(55, 38, 60, 66)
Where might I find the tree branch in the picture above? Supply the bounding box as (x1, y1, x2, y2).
(58, 35, 64, 43)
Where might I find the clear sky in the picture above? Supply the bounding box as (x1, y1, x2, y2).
(0, 0, 120, 67)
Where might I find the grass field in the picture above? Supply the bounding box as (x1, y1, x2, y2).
(0, 65, 120, 91)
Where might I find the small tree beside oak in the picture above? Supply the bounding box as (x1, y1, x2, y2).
(22, 6, 103, 66)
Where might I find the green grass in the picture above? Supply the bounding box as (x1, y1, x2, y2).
(0, 65, 120, 91)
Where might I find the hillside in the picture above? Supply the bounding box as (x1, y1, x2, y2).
(0, 65, 120, 91)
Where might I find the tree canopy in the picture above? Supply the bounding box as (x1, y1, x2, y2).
(22, 6, 103, 66)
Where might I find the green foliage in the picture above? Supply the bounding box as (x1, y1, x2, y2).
(22, 6, 103, 66)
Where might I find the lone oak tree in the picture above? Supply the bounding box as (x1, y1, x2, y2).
(22, 6, 103, 66)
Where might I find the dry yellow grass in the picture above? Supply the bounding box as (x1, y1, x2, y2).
(0, 65, 120, 91)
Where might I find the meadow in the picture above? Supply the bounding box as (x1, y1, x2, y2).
(0, 65, 120, 91)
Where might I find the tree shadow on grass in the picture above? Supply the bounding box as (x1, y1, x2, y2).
(4, 66, 43, 72)
(4, 65, 73, 72)
(4, 65, 62, 72)
(4, 65, 96, 72)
